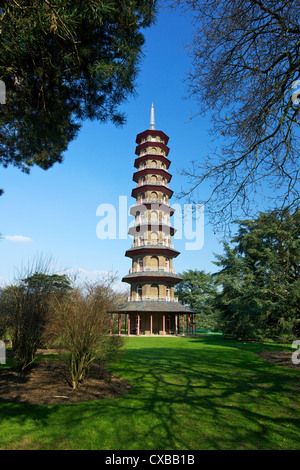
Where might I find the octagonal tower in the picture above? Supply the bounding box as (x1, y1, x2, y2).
(111, 104, 197, 335)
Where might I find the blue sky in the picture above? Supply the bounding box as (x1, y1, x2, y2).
(0, 6, 226, 290)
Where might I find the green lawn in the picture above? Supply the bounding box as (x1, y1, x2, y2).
(0, 335, 299, 450)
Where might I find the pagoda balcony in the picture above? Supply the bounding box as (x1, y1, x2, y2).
(131, 240, 174, 249)
(129, 267, 177, 274)
(133, 198, 170, 206)
(137, 180, 169, 188)
(125, 242, 180, 259)
(127, 296, 179, 303)
(128, 223, 176, 236)
(131, 184, 173, 199)
(138, 163, 168, 170)
(134, 218, 171, 227)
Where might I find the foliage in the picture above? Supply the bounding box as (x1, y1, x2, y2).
(215, 208, 300, 341)
(6, 283, 51, 370)
(0, 266, 72, 370)
(0, 0, 157, 195)
(176, 269, 219, 313)
(175, 269, 220, 331)
(0, 286, 16, 341)
(171, 0, 300, 229)
(21, 272, 72, 295)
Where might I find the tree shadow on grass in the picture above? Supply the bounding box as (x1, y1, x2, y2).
(0, 337, 299, 450)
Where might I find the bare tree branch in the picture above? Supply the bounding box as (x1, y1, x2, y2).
(170, 0, 300, 231)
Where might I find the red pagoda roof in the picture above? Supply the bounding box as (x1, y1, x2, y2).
(134, 154, 171, 169)
(132, 168, 172, 183)
(136, 129, 169, 145)
(135, 141, 170, 156)
(131, 184, 173, 199)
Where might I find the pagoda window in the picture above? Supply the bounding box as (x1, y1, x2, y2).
(150, 191, 158, 201)
(151, 174, 157, 184)
(165, 258, 170, 270)
(141, 193, 146, 202)
(166, 286, 170, 300)
(150, 284, 159, 299)
(150, 256, 159, 269)
(150, 210, 158, 223)
(137, 285, 143, 300)
(151, 160, 157, 168)
(150, 231, 158, 244)
(137, 257, 143, 271)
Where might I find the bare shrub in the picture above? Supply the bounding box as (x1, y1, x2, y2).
(48, 277, 124, 389)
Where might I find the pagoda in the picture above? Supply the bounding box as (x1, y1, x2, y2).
(111, 104, 197, 335)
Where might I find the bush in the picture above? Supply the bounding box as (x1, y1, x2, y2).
(48, 279, 123, 389)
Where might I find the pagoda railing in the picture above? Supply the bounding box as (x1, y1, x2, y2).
(134, 218, 171, 226)
(131, 240, 174, 249)
(137, 181, 169, 188)
(138, 164, 167, 170)
(127, 296, 179, 303)
(129, 267, 176, 274)
(135, 198, 170, 206)
(140, 150, 166, 156)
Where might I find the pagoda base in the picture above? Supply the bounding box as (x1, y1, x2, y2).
(109, 301, 198, 336)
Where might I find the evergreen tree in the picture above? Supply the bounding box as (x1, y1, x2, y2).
(215, 209, 300, 341)
(175, 269, 220, 331)
(0, 0, 157, 195)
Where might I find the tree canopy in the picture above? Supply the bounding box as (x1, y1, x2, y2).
(215, 208, 300, 341)
(21, 272, 72, 295)
(175, 269, 220, 331)
(0, 0, 157, 195)
(175, 269, 219, 314)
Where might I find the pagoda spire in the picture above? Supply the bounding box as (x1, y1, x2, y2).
(150, 102, 155, 130)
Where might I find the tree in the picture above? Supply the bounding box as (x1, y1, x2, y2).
(171, 0, 300, 230)
(8, 283, 51, 370)
(0, 0, 157, 195)
(175, 269, 220, 331)
(215, 208, 300, 341)
(21, 272, 72, 296)
(48, 277, 124, 389)
(0, 286, 15, 341)
(176, 269, 218, 313)
(4, 267, 72, 370)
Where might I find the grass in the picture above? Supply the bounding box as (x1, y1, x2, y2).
(0, 335, 299, 450)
